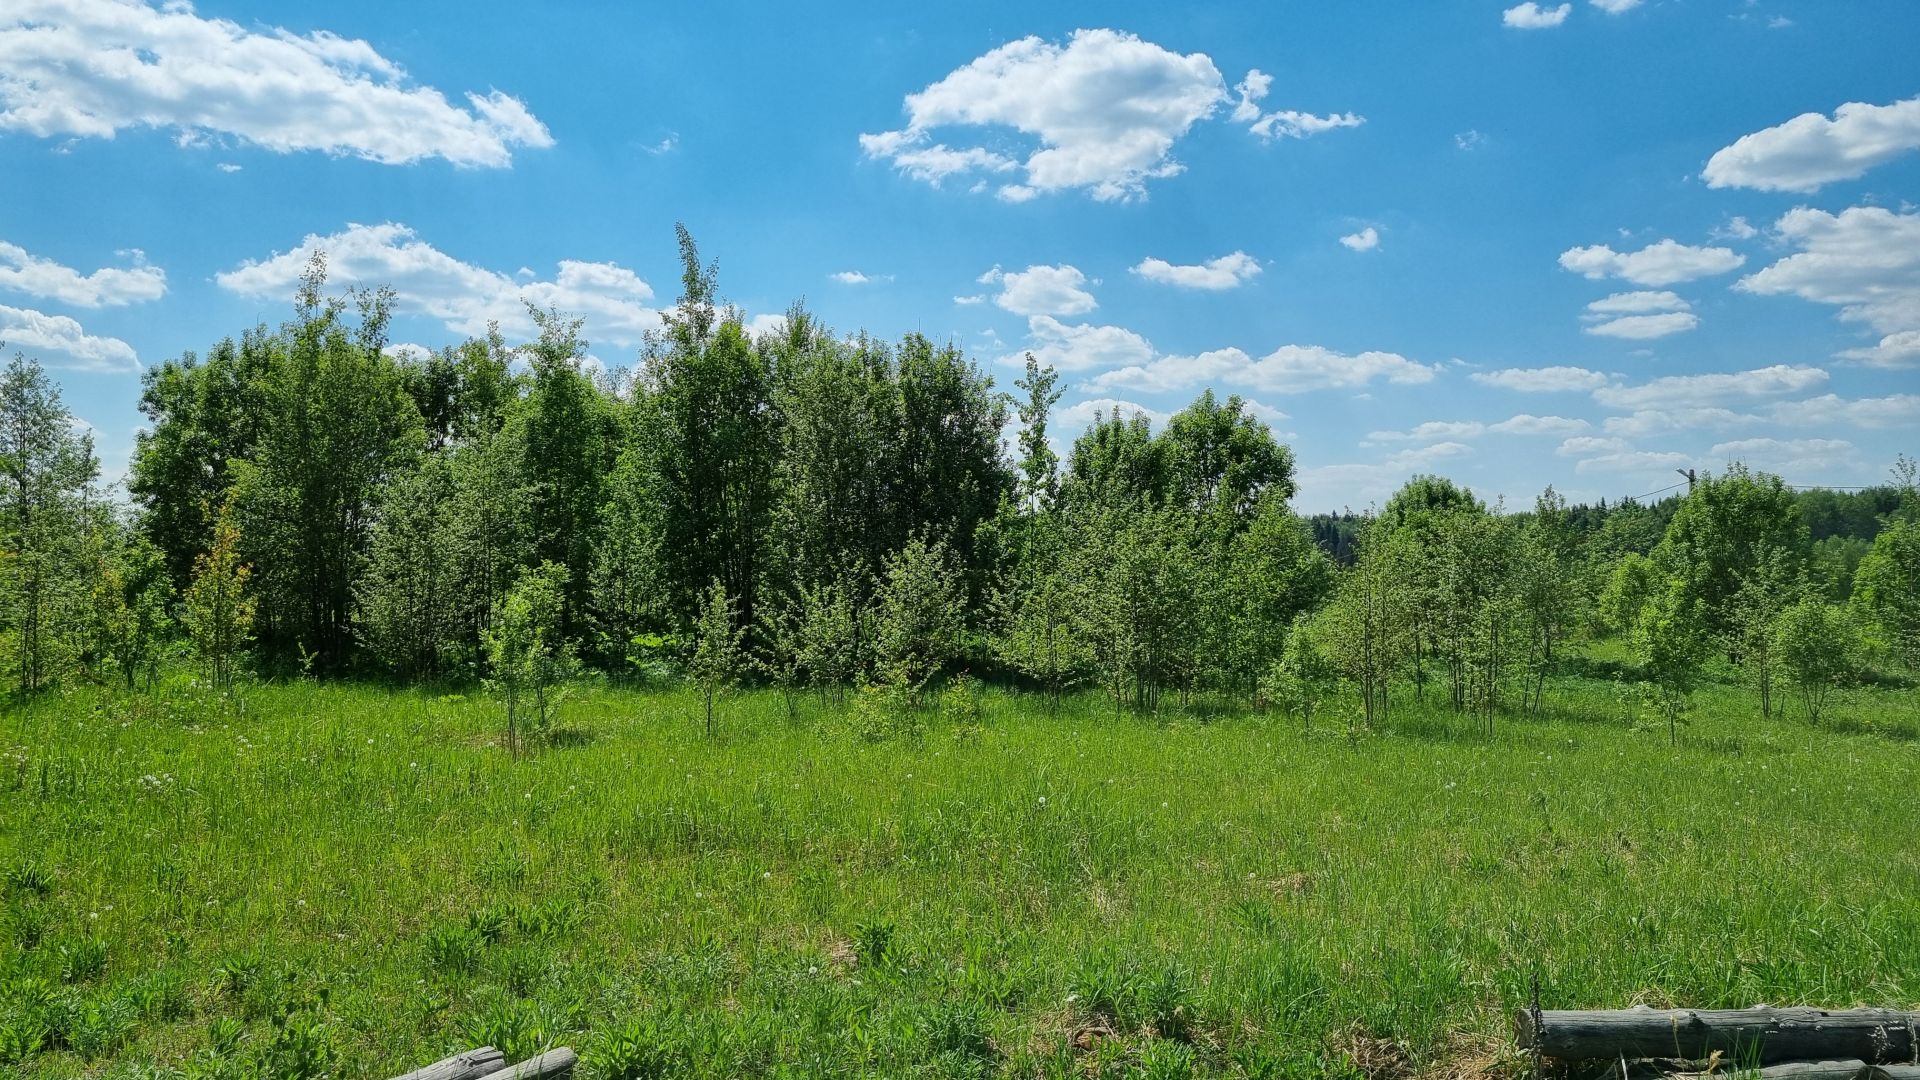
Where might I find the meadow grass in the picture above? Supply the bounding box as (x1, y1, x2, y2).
(2, 660, 1917, 1079)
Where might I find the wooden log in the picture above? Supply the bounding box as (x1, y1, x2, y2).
(1514, 1007, 1920, 1065)
(390, 1047, 508, 1080)
(1869, 1068, 1920, 1080)
(474, 1048, 577, 1080)
(1665, 1061, 1868, 1080)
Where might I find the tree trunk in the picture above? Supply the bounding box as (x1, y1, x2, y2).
(1514, 1007, 1920, 1065)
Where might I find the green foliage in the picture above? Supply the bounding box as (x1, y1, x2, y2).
(226, 260, 426, 667)
(1653, 465, 1810, 642)
(1597, 551, 1660, 636)
(485, 562, 577, 752)
(1853, 517, 1920, 668)
(0, 354, 100, 694)
(86, 528, 173, 690)
(872, 535, 966, 697)
(183, 496, 254, 694)
(1262, 615, 1337, 731)
(1633, 584, 1711, 745)
(1773, 597, 1866, 725)
(356, 453, 461, 676)
(688, 578, 747, 736)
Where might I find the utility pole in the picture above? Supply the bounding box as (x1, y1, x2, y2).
(1676, 467, 1696, 494)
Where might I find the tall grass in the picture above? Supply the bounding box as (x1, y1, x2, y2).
(2, 661, 1916, 1078)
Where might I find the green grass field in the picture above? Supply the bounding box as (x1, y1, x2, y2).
(3, 661, 1918, 1079)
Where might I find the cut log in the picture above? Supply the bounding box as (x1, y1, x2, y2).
(1514, 1007, 1920, 1065)
(474, 1048, 577, 1080)
(390, 1047, 508, 1080)
(1666, 1061, 1868, 1080)
(1870, 1068, 1920, 1080)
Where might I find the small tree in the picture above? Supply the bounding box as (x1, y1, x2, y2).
(1262, 614, 1337, 733)
(754, 597, 805, 721)
(1729, 548, 1796, 718)
(689, 577, 747, 736)
(1773, 597, 1865, 725)
(795, 577, 863, 702)
(1632, 586, 1709, 746)
(1598, 551, 1661, 637)
(90, 531, 173, 689)
(872, 536, 965, 702)
(1854, 517, 1919, 669)
(184, 497, 255, 694)
(484, 562, 575, 754)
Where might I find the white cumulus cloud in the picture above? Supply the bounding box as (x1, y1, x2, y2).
(1231, 69, 1365, 140)
(860, 30, 1357, 201)
(860, 29, 1226, 201)
(1130, 251, 1261, 290)
(1559, 239, 1745, 286)
(1737, 206, 1920, 341)
(0, 0, 552, 167)
(1339, 227, 1380, 252)
(1086, 343, 1437, 395)
(216, 223, 660, 347)
(1583, 311, 1700, 339)
(1469, 366, 1610, 392)
(979, 264, 1097, 317)
(1703, 96, 1920, 193)
(1591, 364, 1828, 411)
(1012, 315, 1154, 373)
(1503, 3, 1572, 29)
(0, 303, 138, 370)
(0, 241, 165, 307)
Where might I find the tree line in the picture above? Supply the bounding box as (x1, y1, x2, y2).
(1, 229, 1915, 739)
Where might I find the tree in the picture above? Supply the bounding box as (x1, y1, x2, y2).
(1207, 494, 1334, 706)
(872, 535, 967, 700)
(509, 307, 619, 634)
(1653, 465, 1809, 646)
(88, 528, 173, 690)
(484, 562, 575, 754)
(794, 576, 864, 701)
(1319, 524, 1413, 729)
(1728, 547, 1798, 718)
(0, 355, 100, 693)
(1012, 354, 1063, 512)
(754, 594, 807, 720)
(689, 578, 748, 736)
(1854, 517, 1920, 668)
(1517, 486, 1581, 713)
(1598, 552, 1662, 637)
(229, 260, 424, 666)
(356, 455, 460, 676)
(644, 230, 779, 627)
(1080, 509, 1204, 712)
(1632, 585, 1710, 746)
(1263, 614, 1337, 733)
(128, 330, 274, 588)
(1161, 389, 1296, 527)
(994, 520, 1090, 708)
(184, 496, 255, 694)
(1773, 597, 1865, 725)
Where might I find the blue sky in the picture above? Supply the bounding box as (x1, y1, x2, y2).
(3, 0, 1917, 512)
